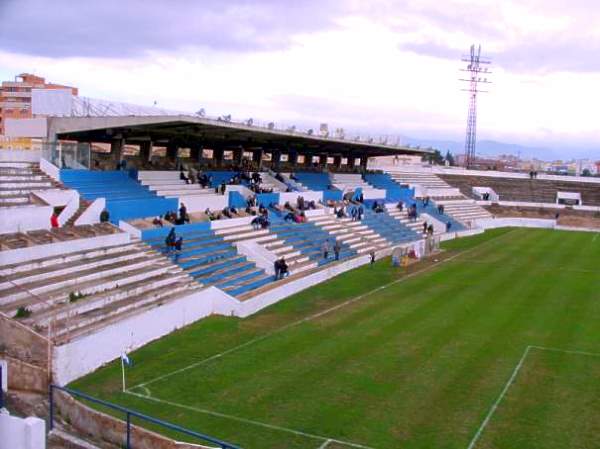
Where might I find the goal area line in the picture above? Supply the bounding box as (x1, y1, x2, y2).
(466, 345, 600, 449)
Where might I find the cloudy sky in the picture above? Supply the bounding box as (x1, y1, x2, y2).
(1, 0, 599, 158)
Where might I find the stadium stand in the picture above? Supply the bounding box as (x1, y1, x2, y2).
(60, 170, 178, 223)
(308, 214, 389, 253)
(0, 222, 118, 249)
(293, 172, 335, 191)
(0, 225, 199, 344)
(142, 223, 276, 297)
(439, 173, 600, 206)
(0, 161, 62, 207)
(138, 171, 215, 198)
(364, 173, 415, 202)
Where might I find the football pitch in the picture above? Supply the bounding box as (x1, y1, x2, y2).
(72, 228, 600, 449)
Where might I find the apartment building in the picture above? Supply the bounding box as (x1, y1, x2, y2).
(0, 73, 78, 135)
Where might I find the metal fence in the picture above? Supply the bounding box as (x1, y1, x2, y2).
(48, 385, 242, 449)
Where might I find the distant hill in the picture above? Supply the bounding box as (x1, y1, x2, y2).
(401, 136, 596, 161)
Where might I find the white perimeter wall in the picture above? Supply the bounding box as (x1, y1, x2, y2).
(0, 204, 53, 234)
(53, 287, 237, 385)
(0, 414, 45, 449)
(0, 231, 130, 266)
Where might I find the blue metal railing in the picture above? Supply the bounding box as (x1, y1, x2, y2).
(49, 385, 242, 449)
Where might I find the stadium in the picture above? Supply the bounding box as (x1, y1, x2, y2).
(1, 86, 599, 449)
(1, 3, 600, 448)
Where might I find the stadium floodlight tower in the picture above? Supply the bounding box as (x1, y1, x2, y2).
(460, 44, 491, 168)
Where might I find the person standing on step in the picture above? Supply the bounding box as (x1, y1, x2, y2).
(322, 240, 329, 259)
(174, 237, 183, 262)
(165, 227, 176, 253)
(334, 240, 341, 261)
(100, 208, 110, 223)
(423, 221, 428, 234)
(369, 249, 376, 266)
(50, 209, 60, 228)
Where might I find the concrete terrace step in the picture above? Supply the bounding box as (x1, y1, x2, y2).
(0, 254, 171, 307)
(0, 242, 142, 277)
(27, 271, 191, 327)
(0, 247, 151, 290)
(53, 284, 199, 344)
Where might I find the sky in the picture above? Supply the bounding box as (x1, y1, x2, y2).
(0, 0, 599, 159)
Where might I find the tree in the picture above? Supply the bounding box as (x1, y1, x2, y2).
(445, 150, 456, 166)
(422, 149, 444, 165)
(582, 168, 591, 177)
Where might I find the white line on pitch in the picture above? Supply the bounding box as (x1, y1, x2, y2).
(466, 345, 532, 449)
(467, 344, 600, 449)
(132, 230, 515, 392)
(317, 439, 333, 449)
(126, 391, 375, 449)
(529, 345, 600, 358)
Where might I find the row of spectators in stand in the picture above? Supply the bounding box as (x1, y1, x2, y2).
(180, 167, 275, 194)
(153, 203, 191, 227)
(396, 201, 418, 221)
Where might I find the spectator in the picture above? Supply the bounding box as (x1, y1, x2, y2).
(279, 257, 289, 278)
(423, 221, 428, 234)
(322, 240, 329, 259)
(50, 210, 60, 228)
(174, 237, 183, 262)
(334, 240, 341, 261)
(369, 249, 375, 266)
(397, 201, 404, 211)
(180, 169, 190, 184)
(427, 224, 434, 235)
(446, 221, 452, 232)
(179, 203, 189, 223)
(165, 228, 176, 253)
(220, 182, 227, 195)
(274, 258, 281, 280)
(100, 208, 110, 223)
(153, 216, 164, 227)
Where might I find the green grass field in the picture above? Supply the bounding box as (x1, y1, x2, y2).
(72, 228, 600, 449)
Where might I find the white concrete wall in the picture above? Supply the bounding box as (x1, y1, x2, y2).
(33, 189, 77, 207)
(39, 158, 60, 181)
(57, 193, 80, 227)
(0, 414, 45, 449)
(0, 205, 53, 234)
(137, 171, 179, 181)
(118, 220, 142, 239)
(236, 240, 277, 274)
(4, 117, 47, 138)
(421, 213, 446, 234)
(474, 217, 556, 229)
(0, 231, 130, 266)
(279, 191, 323, 205)
(182, 194, 228, 213)
(427, 187, 462, 198)
(52, 287, 236, 385)
(0, 150, 41, 162)
(74, 198, 105, 226)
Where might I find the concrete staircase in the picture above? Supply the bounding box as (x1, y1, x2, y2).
(387, 168, 451, 189)
(0, 161, 62, 207)
(433, 199, 493, 225)
(0, 239, 200, 344)
(386, 207, 428, 236)
(307, 213, 389, 254)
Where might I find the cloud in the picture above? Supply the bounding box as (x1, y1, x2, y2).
(0, 0, 344, 58)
